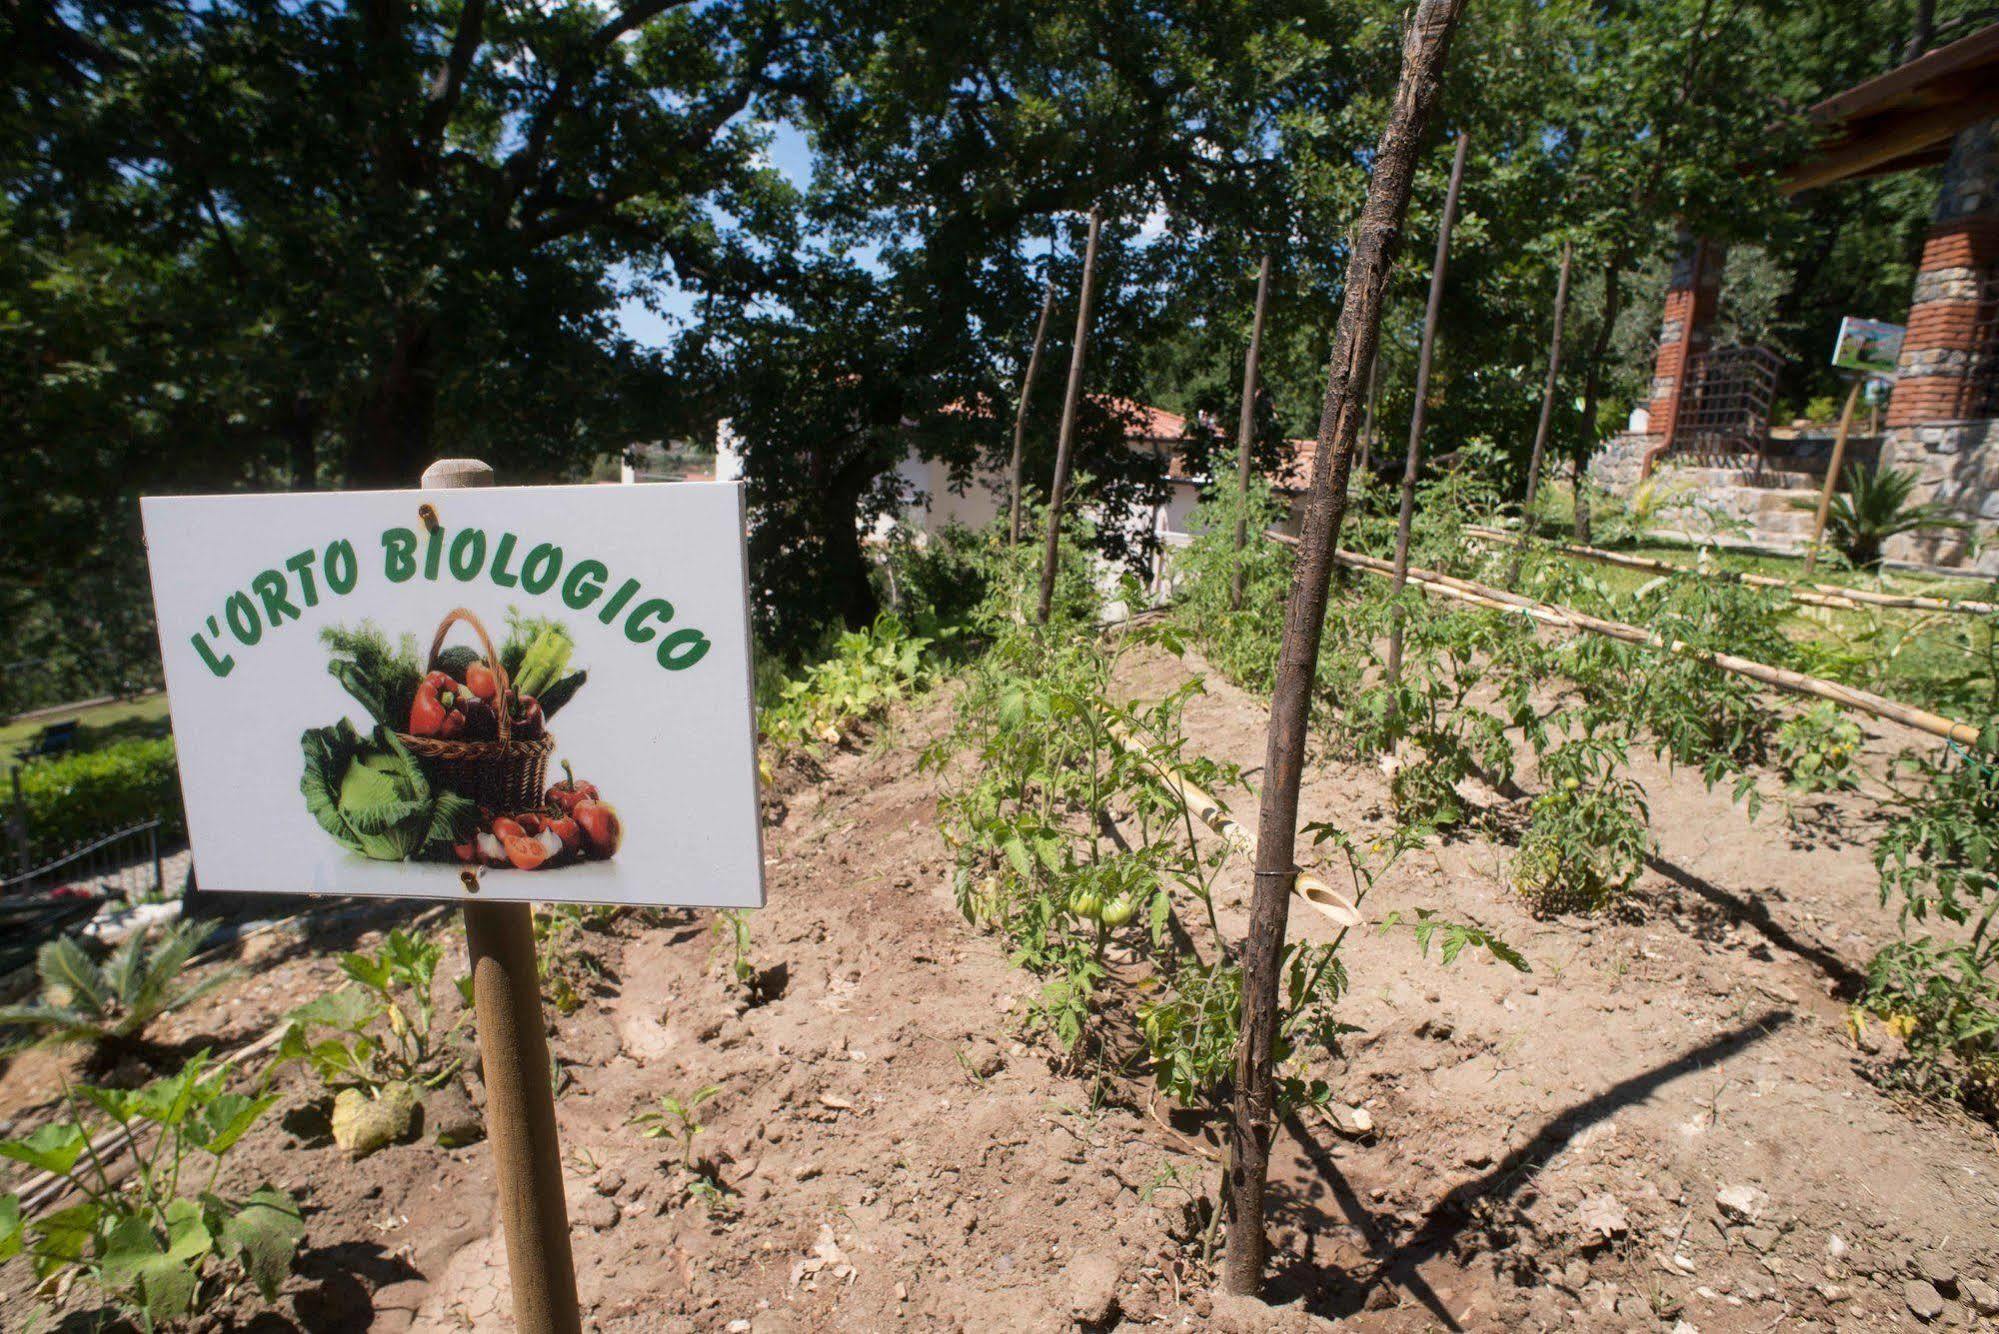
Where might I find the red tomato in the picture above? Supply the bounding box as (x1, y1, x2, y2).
(491, 816, 527, 842)
(464, 660, 500, 702)
(545, 813, 583, 858)
(503, 834, 551, 871)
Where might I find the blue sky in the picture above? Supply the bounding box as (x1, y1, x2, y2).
(613, 121, 815, 348)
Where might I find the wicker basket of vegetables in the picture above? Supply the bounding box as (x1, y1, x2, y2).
(390, 607, 564, 812)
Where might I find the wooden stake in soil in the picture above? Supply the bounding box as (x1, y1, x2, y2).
(422, 457, 582, 1334)
(1007, 261, 1059, 545)
(1224, 0, 1466, 1297)
(1803, 377, 1864, 576)
(1383, 129, 1470, 690)
(1037, 205, 1104, 623)
(1507, 238, 1574, 588)
(1231, 253, 1276, 611)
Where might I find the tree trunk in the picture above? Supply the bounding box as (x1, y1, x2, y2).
(1383, 130, 1470, 691)
(351, 314, 439, 486)
(1230, 254, 1275, 610)
(1572, 258, 1621, 545)
(1037, 205, 1104, 624)
(1222, 0, 1466, 1298)
(1008, 271, 1058, 545)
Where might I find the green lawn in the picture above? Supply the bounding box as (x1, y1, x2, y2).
(0, 693, 172, 764)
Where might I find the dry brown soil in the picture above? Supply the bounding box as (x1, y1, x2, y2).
(2, 640, 1996, 1332)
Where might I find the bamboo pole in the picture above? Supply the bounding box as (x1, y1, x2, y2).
(1007, 263, 1058, 545)
(1227, 0, 1465, 1297)
(1231, 254, 1276, 611)
(1106, 722, 1361, 928)
(1509, 239, 1573, 590)
(423, 457, 582, 1334)
(1464, 524, 1997, 616)
(1384, 130, 1470, 690)
(1038, 205, 1104, 624)
(1803, 378, 1864, 577)
(1273, 531, 1983, 746)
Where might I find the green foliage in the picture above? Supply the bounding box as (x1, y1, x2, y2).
(1512, 736, 1652, 916)
(1774, 702, 1863, 795)
(759, 614, 933, 761)
(279, 930, 468, 1095)
(321, 622, 423, 731)
(633, 1085, 721, 1169)
(710, 910, 757, 992)
(1803, 465, 1971, 571)
(1140, 944, 1350, 1112)
(15, 737, 183, 862)
(0, 921, 236, 1056)
(1861, 938, 1998, 1109)
(1860, 729, 1999, 1108)
(0, 1051, 302, 1329)
(298, 720, 476, 862)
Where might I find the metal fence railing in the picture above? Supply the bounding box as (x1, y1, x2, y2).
(1, 819, 166, 904)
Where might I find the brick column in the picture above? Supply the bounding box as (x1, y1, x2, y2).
(1886, 119, 1999, 429)
(1643, 232, 1725, 446)
(1880, 117, 1999, 573)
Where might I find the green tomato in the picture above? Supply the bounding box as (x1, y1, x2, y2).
(1069, 890, 1102, 921)
(1100, 896, 1137, 929)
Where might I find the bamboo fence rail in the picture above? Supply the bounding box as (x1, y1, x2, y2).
(1264, 532, 1983, 747)
(1463, 523, 1998, 617)
(1105, 722, 1362, 929)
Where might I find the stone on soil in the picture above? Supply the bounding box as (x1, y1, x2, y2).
(1904, 1278, 1946, 1321)
(332, 1082, 420, 1158)
(1064, 1252, 1120, 1326)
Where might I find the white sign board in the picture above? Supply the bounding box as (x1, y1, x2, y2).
(141, 483, 765, 908)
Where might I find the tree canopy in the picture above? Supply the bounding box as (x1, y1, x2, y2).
(0, 0, 1976, 699)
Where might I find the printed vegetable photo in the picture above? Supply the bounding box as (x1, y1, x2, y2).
(301, 607, 620, 875)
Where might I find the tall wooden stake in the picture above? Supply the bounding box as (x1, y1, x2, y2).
(1230, 253, 1275, 610)
(1007, 263, 1058, 545)
(1222, 0, 1465, 1296)
(1507, 239, 1574, 587)
(1037, 205, 1103, 623)
(1519, 239, 1574, 524)
(1383, 129, 1470, 690)
(1803, 377, 1864, 575)
(422, 457, 582, 1334)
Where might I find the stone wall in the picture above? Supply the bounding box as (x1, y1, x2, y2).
(1880, 419, 1999, 574)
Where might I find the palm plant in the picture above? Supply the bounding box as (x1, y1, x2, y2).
(1802, 464, 1969, 570)
(0, 920, 236, 1063)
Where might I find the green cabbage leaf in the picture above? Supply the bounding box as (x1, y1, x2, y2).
(300, 721, 475, 861)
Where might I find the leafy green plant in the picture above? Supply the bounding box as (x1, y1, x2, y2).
(535, 906, 615, 1016)
(1513, 735, 1652, 916)
(298, 720, 477, 862)
(1860, 937, 1998, 1108)
(15, 737, 183, 863)
(1860, 731, 1999, 1107)
(278, 929, 468, 1095)
(0, 1051, 303, 1329)
(759, 614, 932, 761)
(710, 910, 757, 992)
(1799, 464, 1970, 570)
(1773, 702, 1863, 794)
(633, 1085, 720, 1169)
(0, 921, 237, 1063)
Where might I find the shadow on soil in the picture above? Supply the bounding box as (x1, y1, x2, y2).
(1267, 1012, 1792, 1328)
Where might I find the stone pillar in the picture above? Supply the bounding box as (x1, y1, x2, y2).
(1644, 232, 1725, 447)
(1880, 118, 1999, 572)
(1886, 120, 1999, 428)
